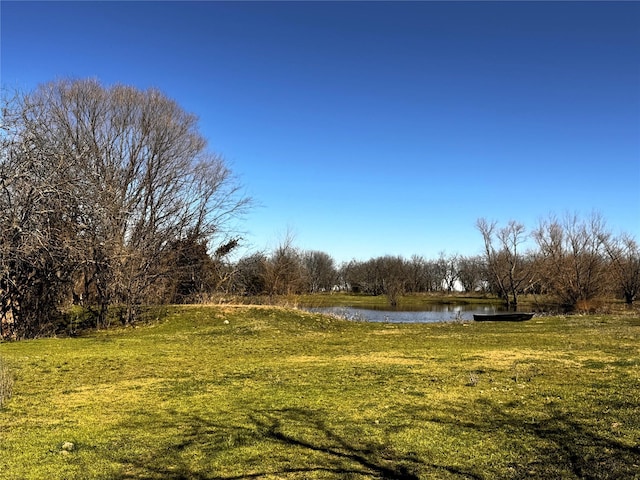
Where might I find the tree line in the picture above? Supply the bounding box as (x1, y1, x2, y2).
(225, 213, 639, 312)
(1, 79, 638, 339)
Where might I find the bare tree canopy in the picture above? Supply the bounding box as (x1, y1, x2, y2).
(603, 233, 640, 305)
(0, 79, 249, 337)
(303, 250, 337, 293)
(263, 233, 307, 296)
(533, 212, 609, 309)
(476, 218, 534, 308)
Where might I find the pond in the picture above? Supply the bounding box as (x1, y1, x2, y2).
(306, 304, 525, 323)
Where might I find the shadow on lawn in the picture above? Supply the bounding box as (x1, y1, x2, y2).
(116, 407, 482, 480)
(411, 398, 640, 480)
(115, 400, 639, 479)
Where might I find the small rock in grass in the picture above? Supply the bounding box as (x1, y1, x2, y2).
(223, 320, 230, 325)
(61, 441, 75, 452)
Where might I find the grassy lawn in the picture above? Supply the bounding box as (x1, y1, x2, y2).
(1, 306, 639, 479)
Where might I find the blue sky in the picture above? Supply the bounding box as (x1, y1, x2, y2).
(2, 1, 639, 263)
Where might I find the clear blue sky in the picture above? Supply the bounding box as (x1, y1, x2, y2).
(2, 1, 639, 263)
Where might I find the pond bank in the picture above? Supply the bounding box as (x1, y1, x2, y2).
(304, 304, 532, 323)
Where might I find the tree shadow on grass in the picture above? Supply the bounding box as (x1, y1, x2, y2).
(115, 407, 483, 479)
(250, 407, 421, 479)
(247, 407, 485, 480)
(408, 398, 640, 480)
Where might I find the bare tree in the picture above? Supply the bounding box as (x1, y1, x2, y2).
(376, 256, 407, 307)
(436, 252, 459, 292)
(302, 250, 337, 293)
(422, 260, 444, 292)
(477, 218, 534, 308)
(339, 260, 363, 294)
(602, 232, 640, 305)
(533, 212, 609, 309)
(341, 258, 384, 296)
(457, 255, 486, 293)
(233, 252, 268, 296)
(1, 79, 249, 336)
(263, 233, 306, 296)
(406, 255, 428, 293)
(341, 256, 407, 305)
(0, 90, 83, 337)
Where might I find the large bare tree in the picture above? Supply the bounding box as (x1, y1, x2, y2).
(602, 232, 640, 305)
(0, 92, 83, 337)
(533, 213, 609, 309)
(1, 79, 249, 336)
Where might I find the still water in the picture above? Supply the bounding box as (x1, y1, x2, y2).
(306, 304, 514, 323)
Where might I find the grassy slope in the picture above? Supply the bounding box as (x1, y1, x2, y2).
(0, 306, 639, 479)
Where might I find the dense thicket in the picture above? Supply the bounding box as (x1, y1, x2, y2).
(0, 79, 248, 338)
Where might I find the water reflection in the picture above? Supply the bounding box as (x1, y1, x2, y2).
(306, 304, 513, 323)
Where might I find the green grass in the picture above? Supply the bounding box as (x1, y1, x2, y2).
(1, 306, 639, 479)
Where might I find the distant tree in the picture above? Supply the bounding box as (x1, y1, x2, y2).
(341, 256, 408, 305)
(372, 256, 405, 307)
(342, 258, 384, 296)
(302, 250, 336, 293)
(233, 253, 268, 296)
(533, 212, 609, 309)
(263, 234, 306, 296)
(602, 232, 640, 305)
(457, 255, 486, 293)
(339, 261, 361, 293)
(436, 252, 460, 292)
(477, 218, 534, 308)
(406, 255, 428, 293)
(422, 260, 444, 292)
(209, 238, 242, 296)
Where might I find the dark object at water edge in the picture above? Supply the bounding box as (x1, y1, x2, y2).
(473, 313, 534, 322)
